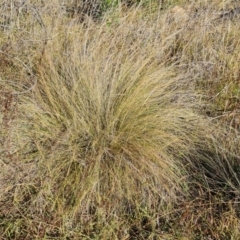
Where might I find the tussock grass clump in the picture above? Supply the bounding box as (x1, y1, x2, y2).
(0, 1, 240, 239)
(0, 9, 215, 238)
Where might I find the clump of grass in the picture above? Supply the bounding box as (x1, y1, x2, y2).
(0, 7, 216, 238)
(1, 1, 240, 239)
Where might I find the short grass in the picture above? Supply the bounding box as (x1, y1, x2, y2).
(0, 0, 240, 239)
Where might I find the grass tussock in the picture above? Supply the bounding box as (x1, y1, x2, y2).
(0, 0, 240, 239)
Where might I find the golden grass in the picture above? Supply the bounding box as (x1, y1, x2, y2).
(0, 0, 239, 239)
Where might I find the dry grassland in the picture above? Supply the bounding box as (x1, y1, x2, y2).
(0, 0, 239, 239)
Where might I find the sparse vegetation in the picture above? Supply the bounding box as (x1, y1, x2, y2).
(0, 0, 239, 239)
